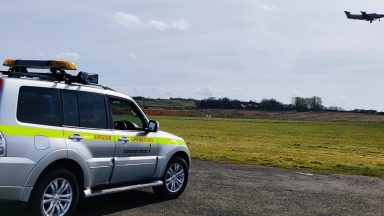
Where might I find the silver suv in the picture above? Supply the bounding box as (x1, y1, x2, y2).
(0, 59, 190, 216)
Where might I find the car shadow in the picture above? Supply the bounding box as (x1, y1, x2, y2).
(75, 189, 168, 216)
(0, 190, 168, 216)
(0, 201, 27, 216)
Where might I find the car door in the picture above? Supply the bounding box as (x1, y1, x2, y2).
(108, 96, 158, 183)
(62, 90, 115, 186)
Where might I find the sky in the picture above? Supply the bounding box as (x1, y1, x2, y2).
(1, 0, 384, 111)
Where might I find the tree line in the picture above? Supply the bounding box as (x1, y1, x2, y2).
(198, 97, 383, 114)
(198, 96, 322, 112)
(133, 96, 383, 114)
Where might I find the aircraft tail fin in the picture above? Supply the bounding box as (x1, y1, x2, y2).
(344, 11, 351, 18)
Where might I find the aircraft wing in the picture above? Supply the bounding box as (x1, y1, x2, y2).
(361, 11, 372, 19)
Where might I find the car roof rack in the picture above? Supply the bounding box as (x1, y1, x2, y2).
(1, 59, 114, 91)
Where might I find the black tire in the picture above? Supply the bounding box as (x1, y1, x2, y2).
(30, 169, 79, 216)
(153, 157, 189, 199)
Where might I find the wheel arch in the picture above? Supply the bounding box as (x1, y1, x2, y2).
(170, 151, 190, 169)
(32, 159, 85, 193)
(24, 150, 90, 192)
(154, 145, 191, 178)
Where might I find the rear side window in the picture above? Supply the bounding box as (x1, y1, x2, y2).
(61, 91, 79, 127)
(77, 92, 108, 129)
(17, 86, 60, 126)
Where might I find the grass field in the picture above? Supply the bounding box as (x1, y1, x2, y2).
(154, 116, 384, 177)
(144, 109, 384, 123)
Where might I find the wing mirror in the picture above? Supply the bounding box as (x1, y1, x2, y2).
(147, 120, 159, 133)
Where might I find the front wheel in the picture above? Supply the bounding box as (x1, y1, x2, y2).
(30, 169, 79, 216)
(153, 157, 189, 199)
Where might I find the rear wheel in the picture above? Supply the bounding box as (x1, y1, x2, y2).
(153, 157, 188, 199)
(30, 169, 79, 216)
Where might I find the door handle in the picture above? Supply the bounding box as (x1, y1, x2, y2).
(118, 136, 129, 143)
(69, 134, 83, 141)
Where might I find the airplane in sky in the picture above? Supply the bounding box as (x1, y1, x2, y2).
(345, 11, 384, 23)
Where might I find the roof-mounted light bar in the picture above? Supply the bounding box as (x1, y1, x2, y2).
(0, 58, 104, 87)
(3, 59, 77, 70)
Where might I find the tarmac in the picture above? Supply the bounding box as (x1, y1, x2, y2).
(2, 160, 384, 216)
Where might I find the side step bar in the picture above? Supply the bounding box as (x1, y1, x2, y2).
(84, 180, 163, 198)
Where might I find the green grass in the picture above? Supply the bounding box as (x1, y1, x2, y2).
(137, 99, 197, 108)
(164, 99, 196, 107)
(153, 116, 384, 177)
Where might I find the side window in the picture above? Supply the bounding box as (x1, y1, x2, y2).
(78, 92, 108, 129)
(109, 97, 145, 131)
(61, 91, 79, 127)
(17, 86, 60, 126)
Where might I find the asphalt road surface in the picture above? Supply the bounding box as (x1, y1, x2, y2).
(2, 160, 384, 216)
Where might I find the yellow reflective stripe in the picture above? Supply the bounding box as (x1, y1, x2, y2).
(158, 137, 186, 145)
(63, 131, 114, 141)
(0, 125, 186, 145)
(0, 125, 62, 138)
(127, 136, 155, 144)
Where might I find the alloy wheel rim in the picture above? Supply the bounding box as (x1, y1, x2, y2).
(41, 178, 73, 216)
(165, 163, 185, 193)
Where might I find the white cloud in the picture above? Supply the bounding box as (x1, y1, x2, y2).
(261, 4, 277, 12)
(128, 52, 137, 59)
(244, 16, 253, 22)
(148, 20, 169, 31)
(196, 86, 224, 98)
(113, 12, 189, 31)
(36, 51, 45, 57)
(55, 52, 80, 60)
(119, 86, 186, 98)
(338, 95, 349, 99)
(113, 12, 142, 28)
(233, 88, 243, 94)
(170, 18, 190, 30)
(149, 18, 189, 31)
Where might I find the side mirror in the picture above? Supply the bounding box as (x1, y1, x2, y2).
(147, 120, 159, 132)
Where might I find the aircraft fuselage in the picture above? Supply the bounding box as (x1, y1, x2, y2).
(345, 11, 384, 23)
